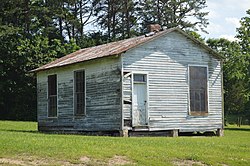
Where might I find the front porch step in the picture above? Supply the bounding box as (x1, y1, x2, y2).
(132, 125, 149, 131)
(128, 130, 173, 137)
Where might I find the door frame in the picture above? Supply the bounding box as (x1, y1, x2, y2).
(131, 71, 149, 126)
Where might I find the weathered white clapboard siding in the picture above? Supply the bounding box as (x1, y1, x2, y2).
(123, 75, 132, 120)
(37, 56, 122, 131)
(122, 31, 222, 132)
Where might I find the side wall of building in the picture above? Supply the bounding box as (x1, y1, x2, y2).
(122, 31, 223, 132)
(37, 56, 122, 132)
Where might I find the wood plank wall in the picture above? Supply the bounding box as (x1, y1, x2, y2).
(122, 31, 223, 132)
(37, 56, 122, 132)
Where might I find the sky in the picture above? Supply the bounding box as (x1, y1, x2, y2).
(201, 0, 250, 41)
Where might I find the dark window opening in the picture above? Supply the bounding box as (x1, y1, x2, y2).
(189, 66, 208, 116)
(134, 74, 146, 83)
(48, 74, 57, 117)
(74, 70, 85, 115)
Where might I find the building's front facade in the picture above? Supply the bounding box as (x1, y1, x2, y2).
(34, 28, 224, 136)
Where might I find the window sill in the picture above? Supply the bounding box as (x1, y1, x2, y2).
(47, 116, 58, 119)
(74, 114, 86, 118)
(189, 112, 208, 117)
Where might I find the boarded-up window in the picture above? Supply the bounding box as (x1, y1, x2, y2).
(189, 66, 208, 116)
(74, 70, 85, 115)
(48, 74, 57, 117)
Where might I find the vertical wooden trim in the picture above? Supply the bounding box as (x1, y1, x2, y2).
(187, 66, 190, 115)
(221, 61, 224, 129)
(84, 70, 86, 116)
(56, 74, 58, 117)
(146, 73, 149, 125)
(47, 75, 49, 118)
(206, 66, 210, 115)
(131, 72, 134, 126)
(72, 70, 75, 117)
(37, 72, 39, 122)
(120, 56, 124, 130)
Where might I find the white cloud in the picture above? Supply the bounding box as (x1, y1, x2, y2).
(210, 0, 250, 12)
(219, 34, 238, 41)
(206, 22, 224, 35)
(225, 17, 241, 28)
(207, 10, 220, 19)
(201, 0, 250, 39)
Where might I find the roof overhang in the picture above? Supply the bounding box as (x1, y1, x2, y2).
(31, 28, 224, 73)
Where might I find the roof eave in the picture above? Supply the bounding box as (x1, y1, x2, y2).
(30, 28, 177, 73)
(30, 27, 223, 73)
(30, 53, 122, 73)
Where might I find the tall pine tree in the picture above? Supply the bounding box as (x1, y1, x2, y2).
(138, 0, 208, 33)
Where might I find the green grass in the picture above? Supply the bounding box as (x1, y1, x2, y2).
(0, 121, 250, 165)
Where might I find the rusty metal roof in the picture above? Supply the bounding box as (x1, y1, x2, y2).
(31, 28, 223, 72)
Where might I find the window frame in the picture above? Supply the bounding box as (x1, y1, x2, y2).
(131, 71, 150, 126)
(188, 65, 209, 116)
(47, 74, 58, 118)
(133, 74, 147, 83)
(73, 69, 86, 116)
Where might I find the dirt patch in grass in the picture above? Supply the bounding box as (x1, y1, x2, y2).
(173, 159, 208, 166)
(0, 158, 27, 165)
(79, 155, 133, 165)
(79, 156, 91, 163)
(108, 155, 132, 165)
(0, 157, 74, 166)
(0, 155, 133, 166)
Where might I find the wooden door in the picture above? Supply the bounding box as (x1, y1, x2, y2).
(133, 75, 147, 126)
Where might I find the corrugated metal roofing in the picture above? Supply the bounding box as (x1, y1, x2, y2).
(31, 28, 222, 72)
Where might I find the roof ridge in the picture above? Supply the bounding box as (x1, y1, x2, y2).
(31, 27, 222, 73)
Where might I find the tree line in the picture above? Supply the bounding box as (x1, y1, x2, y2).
(207, 10, 250, 124)
(0, 0, 249, 124)
(0, 0, 209, 42)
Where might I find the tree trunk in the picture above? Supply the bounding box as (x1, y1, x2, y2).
(59, 2, 63, 39)
(79, 0, 84, 37)
(121, 2, 125, 39)
(24, 0, 30, 34)
(111, 1, 116, 39)
(157, 0, 161, 25)
(125, 0, 130, 38)
(107, 0, 111, 40)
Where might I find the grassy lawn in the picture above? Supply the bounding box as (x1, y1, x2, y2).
(0, 121, 249, 166)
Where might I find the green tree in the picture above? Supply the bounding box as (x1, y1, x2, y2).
(207, 39, 246, 118)
(138, 0, 208, 33)
(93, 0, 139, 40)
(187, 30, 205, 42)
(0, 34, 79, 121)
(206, 9, 250, 124)
(61, 0, 94, 40)
(236, 9, 250, 122)
(94, 0, 121, 40)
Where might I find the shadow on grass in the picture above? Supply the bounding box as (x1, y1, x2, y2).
(0, 129, 39, 134)
(225, 127, 250, 132)
(179, 131, 217, 137)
